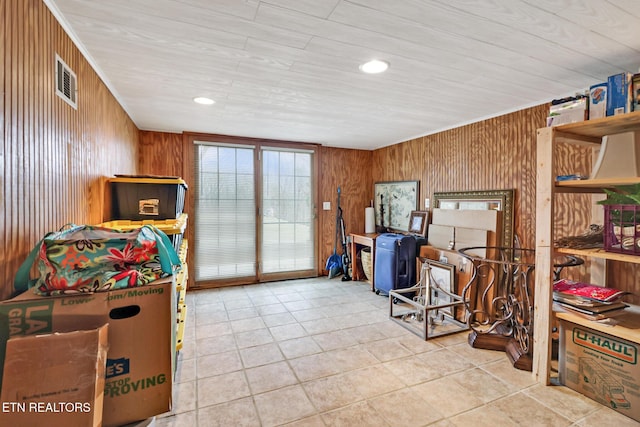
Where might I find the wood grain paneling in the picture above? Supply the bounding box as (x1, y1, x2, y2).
(318, 146, 374, 275)
(139, 131, 184, 177)
(373, 105, 548, 251)
(1, 0, 138, 299)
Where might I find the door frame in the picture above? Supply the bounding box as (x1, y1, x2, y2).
(184, 133, 320, 289)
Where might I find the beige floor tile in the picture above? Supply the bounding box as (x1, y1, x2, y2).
(227, 306, 259, 321)
(167, 380, 196, 415)
(447, 341, 507, 365)
(481, 357, 538, 389)
(303, 374, 363, 412)
(369, 388, 445, 426)
(195, 321, 232, 340)
(363, 337, 414, 362)
(312, 330, 359, 351)
(196, 397, 261, 427)
(524, 383, 604, 422)
(280, 414, 326, 427)
(345, 324, 389, 343)
(234, 327, 274, 349)
(245, 361, 299, 394)
(239, 342, 284, 368)
(249, 294, 280, 306)
(301, 318, 342, 335)
(383, 355, 439, 385)
(283, 300, 316, 311)
(277, 292, 305, 302)
(448, 404, 520, 427)
(195, 309, 228, 327)
(575, 406, 640, 426)
(269, 323, 308, 341)
(197, 371, 251, 408)
(256, 302, 289, 315)
(181, 277, 626, 427)
(230, 316, 266, 333)
(415, 348, 475, 377)
(344, 365, 405, 399)
(321, 401, 390, 427)
(412, 376, 485, 418)
(327, 346, 379, 373)
(174, 356, 196, 383)
(291, 308, 327, 322)
(449, 367, 517, 403)
(279, 336, 323, 359)
(262, 311, 297, 327)
(196, 350, 243, 379)
(253, 385, 316, 427)
(489, 393, 573, 426)
(155, 410, 197, 427)
(289, 352, 341, 382)
(395, 332, 443, 354)
(223, 297, 254, 310)
(196, 334, 236, 357)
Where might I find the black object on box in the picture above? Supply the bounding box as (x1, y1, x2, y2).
(110, 176, 187, 220)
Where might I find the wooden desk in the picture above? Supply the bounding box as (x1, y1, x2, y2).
(350, 233, 378, 291)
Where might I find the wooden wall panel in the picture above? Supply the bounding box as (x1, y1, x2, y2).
(1, 0, 138, 299)
(138, 131, 184, 176)
(318, 146, 374, 275)
(373, 105, 548, 250)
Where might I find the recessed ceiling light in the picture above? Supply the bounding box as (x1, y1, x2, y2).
(359, 59, 389, 74)
(193, 97, 215, 105)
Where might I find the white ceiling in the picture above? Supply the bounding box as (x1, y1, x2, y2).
(46, 0, 640, 150)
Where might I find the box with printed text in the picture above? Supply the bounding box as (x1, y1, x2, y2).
(0, 279, 175, 427)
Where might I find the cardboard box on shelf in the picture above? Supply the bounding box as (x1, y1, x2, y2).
(559, 319, 640, 422)
(0, 325, 108, 427)
(607, 72, 633, 116)
(589, 82, 607, 119)
(0, 279, 175, 427)
(547, 96, 588, 127)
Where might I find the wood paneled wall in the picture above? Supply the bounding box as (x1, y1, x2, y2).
(372, 105, 549, 251)
(1, 0, 138, 299)
(318, 146, 374, 273)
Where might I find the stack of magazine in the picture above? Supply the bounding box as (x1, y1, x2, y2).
(553, 279, 629, 321)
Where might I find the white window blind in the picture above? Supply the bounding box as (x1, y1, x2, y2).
(194, 143, 255, 281)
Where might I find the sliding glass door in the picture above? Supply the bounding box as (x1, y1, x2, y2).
(194, 141, 316, 286)
(261, 148, 315, 276)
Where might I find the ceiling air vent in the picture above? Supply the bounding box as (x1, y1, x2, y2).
(55, 54, 77, 109)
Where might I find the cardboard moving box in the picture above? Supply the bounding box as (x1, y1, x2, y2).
(0, 325, 108, 427)
(559, 318, 640, 423)
(0, 279, 175, 427)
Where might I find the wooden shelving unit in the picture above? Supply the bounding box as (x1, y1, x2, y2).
(534, 111, 640, 385)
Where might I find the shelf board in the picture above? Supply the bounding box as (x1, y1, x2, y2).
(555, 304, 640, 344)
(555, 177, 640, 191)
(556, 247, 640, 264)
(551, 111, 640, 139)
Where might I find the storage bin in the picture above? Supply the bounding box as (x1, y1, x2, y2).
(110, 175, 187, 220)
(361, 247, 372, 282)
(604, 205, 640, 255)
(99, 213, 187, 253)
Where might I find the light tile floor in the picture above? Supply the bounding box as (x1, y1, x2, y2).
(157, 278, 638, 427)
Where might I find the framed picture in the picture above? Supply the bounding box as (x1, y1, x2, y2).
(425, 259, 456, 316)
(432, 189, 515, 249)
(408, 210, 428, 236)
(374, 180, 419, 232)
